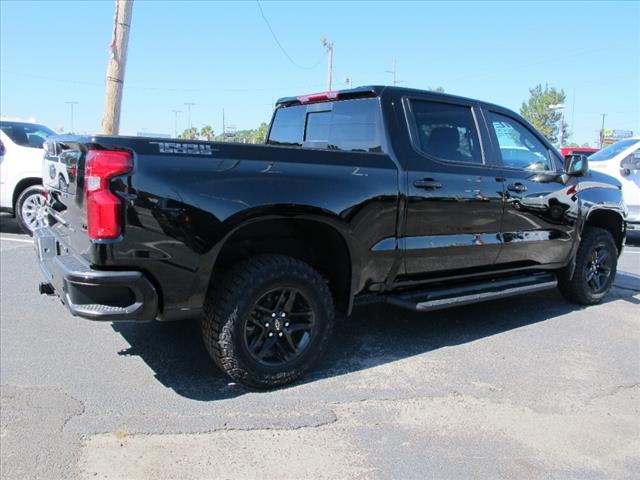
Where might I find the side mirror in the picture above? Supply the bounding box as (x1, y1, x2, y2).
(564, 154, 589, 176)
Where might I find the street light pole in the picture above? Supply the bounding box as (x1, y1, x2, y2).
(184, 102, 195, 129)
(65, 101, 79, 133)
(171, 109, 181, 138)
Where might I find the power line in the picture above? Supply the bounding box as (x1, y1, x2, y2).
(255, 1, 320, 70)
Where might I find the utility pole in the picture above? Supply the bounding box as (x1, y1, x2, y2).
(322, 35, 334, 91)
(345, 76, 353, 89)
(101, 0, 134, 135)
(386, 60, 402, 85)
(222, 108, 225, 143)
(184, 102, 196, 129)
(600, 113, 607, 148)
(172, 109, 181, 138)
(65, 101, 78, 133)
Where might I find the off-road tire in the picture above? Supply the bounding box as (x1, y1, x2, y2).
(558, 226, 618, 305)
(15, 184, 46, 236)
(201, 254, 335, 389)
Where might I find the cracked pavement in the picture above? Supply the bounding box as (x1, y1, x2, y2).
(1, 214, 639, 479)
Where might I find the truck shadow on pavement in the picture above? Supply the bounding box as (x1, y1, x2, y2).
(111, 284, 639, 401)
(0, 213, 26, 235)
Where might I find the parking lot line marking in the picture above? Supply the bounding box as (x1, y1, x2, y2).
(0, 237, 33, 243)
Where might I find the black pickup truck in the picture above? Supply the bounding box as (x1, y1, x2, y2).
(36, 86, 627, 388)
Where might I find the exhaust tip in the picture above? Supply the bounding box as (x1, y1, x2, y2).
(39, 282, 55, 295)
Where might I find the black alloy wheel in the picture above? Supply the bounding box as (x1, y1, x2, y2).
(584, 244, 613, 294)
(201, 254, 335, 389)
(558, 226, 618, 305)
(244, 287, 316, 366)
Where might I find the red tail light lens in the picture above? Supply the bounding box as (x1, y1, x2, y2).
(85, 150, 132, 240)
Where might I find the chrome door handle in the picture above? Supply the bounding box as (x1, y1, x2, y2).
(414, 178, 442, 190)
(507, 183, 527, 193)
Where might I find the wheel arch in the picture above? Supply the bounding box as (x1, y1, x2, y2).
(584, 208, 625, 254)
(210, 215, 356, 314)
(12, 177, 43, 212)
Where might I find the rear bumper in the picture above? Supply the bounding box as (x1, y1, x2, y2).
(33, 228, 158, 321)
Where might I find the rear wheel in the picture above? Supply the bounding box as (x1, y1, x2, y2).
(558, 226, 618, 304)
(15, 185, 47, 235)
(201, 255, 335, 389)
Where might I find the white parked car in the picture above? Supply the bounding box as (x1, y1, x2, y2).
(0, 120, 55, 234)
(587, 137, 640, 235)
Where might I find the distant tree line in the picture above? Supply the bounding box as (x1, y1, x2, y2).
(178, 122, 269, 144)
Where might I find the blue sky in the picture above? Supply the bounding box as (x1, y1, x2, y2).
(1, 0, 638, 145)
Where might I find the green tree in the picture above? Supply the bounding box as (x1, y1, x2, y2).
(179, 127, 199, 140)
(520, 84, 570, 145)
(200, 125, 215, 141)
(428, 86, 445, 93)
(254, 122, 269, 143)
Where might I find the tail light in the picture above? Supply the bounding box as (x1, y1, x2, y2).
(85, 150, 132, 240)
(296, 91, 339, 104)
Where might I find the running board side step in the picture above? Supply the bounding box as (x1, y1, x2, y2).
(386, 273, 557, 312)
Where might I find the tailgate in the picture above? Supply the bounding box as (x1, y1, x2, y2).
(42, 138, 93, 258)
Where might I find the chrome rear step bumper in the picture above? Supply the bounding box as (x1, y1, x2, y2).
(34, 227, 158, 321)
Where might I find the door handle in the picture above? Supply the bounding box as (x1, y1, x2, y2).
(507, 183, 527, 193)
(414, 178, 442, 190)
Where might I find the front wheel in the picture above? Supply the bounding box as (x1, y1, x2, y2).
(558, 226, 618, 305)
(15, 185, 47, 235)
(201, 255, 335, 389)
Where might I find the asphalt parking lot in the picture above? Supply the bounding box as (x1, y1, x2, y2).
(1, 212, 638, 480)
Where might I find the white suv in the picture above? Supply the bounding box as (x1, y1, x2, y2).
(0, 120, 56, 234)
(587, 137, 640, 235)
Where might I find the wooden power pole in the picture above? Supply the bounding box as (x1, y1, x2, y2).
(101, 0, 134, 135)
(322, 35, 334, 91)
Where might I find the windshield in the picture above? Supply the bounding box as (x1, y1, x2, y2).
(0, 122, 55, 149)
(589, 138, 639, 161)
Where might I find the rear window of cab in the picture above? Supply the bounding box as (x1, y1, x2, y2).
(267, 98, 383, 153)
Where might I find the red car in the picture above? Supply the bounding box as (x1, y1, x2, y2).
(560, 147, 599, 158)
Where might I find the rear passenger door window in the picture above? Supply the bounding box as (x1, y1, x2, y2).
(410, 100, 483, 164)
(487, 112, 552, 171)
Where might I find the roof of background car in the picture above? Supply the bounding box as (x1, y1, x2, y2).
(0, 120, 43, 127)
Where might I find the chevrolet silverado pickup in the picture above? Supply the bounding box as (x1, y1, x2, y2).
(35, 86, 627, 388)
